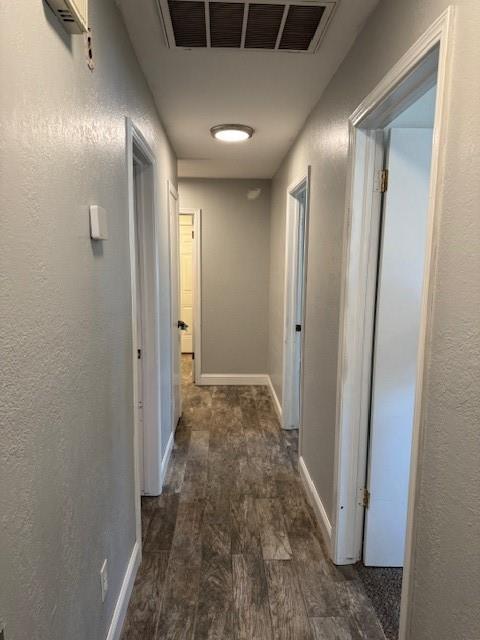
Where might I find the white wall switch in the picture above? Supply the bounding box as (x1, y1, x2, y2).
(100, 559, 108, 603)
(90, 205, 108, 240)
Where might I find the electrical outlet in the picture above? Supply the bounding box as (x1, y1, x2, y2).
(100, 559, 108, 603)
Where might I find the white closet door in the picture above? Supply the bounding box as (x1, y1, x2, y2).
(364, 128, 433, 567)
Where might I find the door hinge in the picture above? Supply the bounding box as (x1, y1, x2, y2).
(192, 352, 195, 360)
(362, 488, 371, 509)
(380, 169, 389, 193)
(137, 348, 142, 360)
(192, 230, 194, 239)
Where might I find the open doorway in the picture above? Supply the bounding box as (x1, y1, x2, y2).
(178, 208, 201, 386)
(333, 9, 453, 640)
(282, 171, 310, 432)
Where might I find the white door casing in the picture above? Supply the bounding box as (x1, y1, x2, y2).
(364, 128, 434, 567)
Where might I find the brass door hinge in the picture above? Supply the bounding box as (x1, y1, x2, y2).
(380, 169, 389, 193)
(362, 488, 371, 509)
(192, 230, 194, 239)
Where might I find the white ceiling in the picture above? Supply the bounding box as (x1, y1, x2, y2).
(117, 0, 379, 178)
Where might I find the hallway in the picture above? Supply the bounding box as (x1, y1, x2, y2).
(121, 358, 386, 639)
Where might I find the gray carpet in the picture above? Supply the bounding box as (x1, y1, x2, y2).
(355, 563, 403, 640)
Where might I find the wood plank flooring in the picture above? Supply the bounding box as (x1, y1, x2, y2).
(121, 357, 386, 640)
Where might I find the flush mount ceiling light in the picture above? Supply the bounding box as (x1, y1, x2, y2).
(210, 124, 254, 142)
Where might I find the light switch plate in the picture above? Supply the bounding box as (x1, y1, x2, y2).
(90, 205, 108, 240)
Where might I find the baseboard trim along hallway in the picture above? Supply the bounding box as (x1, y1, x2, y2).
(196, 373, 269, 385)
(266, 375, 283, 423)
(299, 455, 333, 557)
(106, 541, 141, 640)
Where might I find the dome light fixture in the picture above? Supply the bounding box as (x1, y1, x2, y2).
(210, 124, 254, 142)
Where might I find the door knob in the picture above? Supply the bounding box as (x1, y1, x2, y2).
(177, 320, 188, 330)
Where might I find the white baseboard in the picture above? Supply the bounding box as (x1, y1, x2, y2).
(266, 376, 283, 423)
(160, 431, 174, 489)
(299, 456, 333, 557)
(106, 540, 141, 640)
(197, 373, 269, 386)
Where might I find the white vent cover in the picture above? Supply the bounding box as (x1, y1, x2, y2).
(156, 0, 336, 54)
(46, 0, 88, 34)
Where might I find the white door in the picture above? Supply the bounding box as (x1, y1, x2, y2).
(179, 214, 194, 353)
(133, 162, 145, 493)
(364, 128, 433, 566)
(168, 185, 182, 429)
(292, 190, 307, 426)
(283, 180, 308, 430)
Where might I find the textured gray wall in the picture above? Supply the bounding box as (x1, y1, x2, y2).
(0, 1, 176, 639)
(179, 179, 271, 375)
(268, 1, 480, 638)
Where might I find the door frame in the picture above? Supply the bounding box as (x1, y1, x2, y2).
(282, 169, 311, 431)
(331, 7, 454, 639)
(167, 181, 182, 427)
(126, 118, 162, 536)
(179, 208, 202, 384)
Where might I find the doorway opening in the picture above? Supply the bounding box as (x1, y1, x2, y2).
(333, 9, 453, 640)
(282, 170, 310, 432)
(179, 208, 202, 385)
(127, 119, 162, 522)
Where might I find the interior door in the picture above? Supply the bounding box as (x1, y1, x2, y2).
(179, 214, 194, 353)
(364, 128, 433, 566)
(168, 185, 182, 429)
(133, 162, 144, 493)
(293, 190, 307, 426)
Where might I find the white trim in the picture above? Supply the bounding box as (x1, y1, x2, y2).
(266, 376, 283, 423)
(331, 7, 455, 639)
(160, 430, 174, 487)
(105, 541, 141, 640)
(126, 117, 158, 540)
(281, 169, 311, 431)
(197, 373, 269, 386)
(399, 11, 455, 639)
(179, 208, 202, 384)
(299, 456, 332, 556)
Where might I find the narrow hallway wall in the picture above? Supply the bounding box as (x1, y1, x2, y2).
(267, 1, 480, 639)
(179, 179, 271, 377)
(0, 1, 176, 638)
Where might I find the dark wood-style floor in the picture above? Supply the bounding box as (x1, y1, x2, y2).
(120, 356, 386, 640)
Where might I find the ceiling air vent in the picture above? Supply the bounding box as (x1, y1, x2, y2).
(46, 0, 88, 34)
(156, 0, 336, 53)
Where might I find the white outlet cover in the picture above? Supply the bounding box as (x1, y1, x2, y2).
(90, 205, 108, 240)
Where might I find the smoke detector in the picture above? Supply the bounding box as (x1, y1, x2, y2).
(46, 0, 88, 34)
(156, 0, 337, 54)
